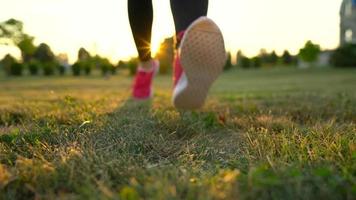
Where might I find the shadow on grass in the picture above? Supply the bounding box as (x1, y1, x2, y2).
(0, 98, 240, 199)
(1, 96, 355, 199)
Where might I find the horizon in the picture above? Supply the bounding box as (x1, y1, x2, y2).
(0, 0, 343, 63)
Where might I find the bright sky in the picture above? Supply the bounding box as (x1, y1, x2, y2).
(0, 0, 343, 63)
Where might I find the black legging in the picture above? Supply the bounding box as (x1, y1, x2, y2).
(128, 0, 209, 62)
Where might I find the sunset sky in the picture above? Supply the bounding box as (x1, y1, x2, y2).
(0, 0, 343, 63)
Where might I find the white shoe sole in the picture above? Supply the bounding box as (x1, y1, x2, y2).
(173, 17, 226, 109)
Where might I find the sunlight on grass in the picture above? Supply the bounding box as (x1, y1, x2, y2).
(0, 68, 355, 199)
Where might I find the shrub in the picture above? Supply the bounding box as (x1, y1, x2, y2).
(28, 60, 40, 75)
(72, 62, 81, 76)
(28, 64, 39, 75)
(100, 64, 109, 76)
(239, 56, 251, 69)
(299, 40, 321, 63)
(282, 50, 293, 65)
(117, 60, 126, 69)
(1, 54, 16, 75)
(127, 59, 138, 76)
(42, 62, 55, 76)
(330, 44, 356, 67)
(251, 56, 262, 68)
(89, 56, 112, 76)
(58, 65, 66, 75)
(268, 51, 279, 65)
(259, 49, 279, 66)
(110, 65, 117, 75)
(78, 48, 92, 75)
(10, 63, 23, 76)
(83, 63, 92, 76)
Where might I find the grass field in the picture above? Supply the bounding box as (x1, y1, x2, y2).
(0, 68, 355, 199)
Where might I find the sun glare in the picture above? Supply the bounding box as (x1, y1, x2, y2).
(151, 42, 161, 57)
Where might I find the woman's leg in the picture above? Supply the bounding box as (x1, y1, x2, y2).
(128, 0, 159, 100)
(170, 0, 209, 40)
(128, 0, 153, 62)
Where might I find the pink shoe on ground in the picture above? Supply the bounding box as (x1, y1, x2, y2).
(172, 17, 226, 109)
(132, 60, 159, 100)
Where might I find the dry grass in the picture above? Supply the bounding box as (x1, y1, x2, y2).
(0, 68, 355, 199)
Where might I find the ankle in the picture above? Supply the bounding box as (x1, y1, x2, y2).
(140, 59, 155, 71)
(175, 31, 185, 49)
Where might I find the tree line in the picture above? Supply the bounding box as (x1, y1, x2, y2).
(1, 19, 355, 77)
(224, 40, 356, 70)
(0, 19, 131, 77)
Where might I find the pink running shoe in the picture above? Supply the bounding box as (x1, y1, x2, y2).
(172, 17, 226, 109)
(132, 60, 159, 100)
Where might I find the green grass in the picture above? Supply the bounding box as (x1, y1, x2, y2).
(0, 67, 355, 200)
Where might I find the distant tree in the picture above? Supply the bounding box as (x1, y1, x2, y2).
(18, 35, 36, 63)
(83, 64, 92, 75)
(33, 43, 56, 75)
(57, 53, 69, 75)
(258, 49, 278, 66)
(0, 19, 23, 43)
(77, 48, 92, 75)
(299, 40, 321, 63)
(28, 59, 40, 75)
(0, 54, 16, 75)
(78, 48, 90, 62)
(10, 62, 24, 76)
(90, 55, 113, 76)
(236, 50, 243, 66)
(71, 62, 81, 76)
(110, 65, 117, 75)
(224, 52, 233, 71)
(259, 49, 269, 64)
(99, 58, 113, 76)
(155, 37, 174, 74)
(282, 50, 293, 65)
(0, 19, 36, 62)
(240, 56, 251, 68)
(117, 60, 126, 69)
(251, 56, 261, 68)
(42, 63, 56, 76)
(57, 65, 66, 75)
(1, 54, 33, 76)
(34, 43, 55, 63)
(330, 43, 356, 67)
(57, 53, 69, 65)
(100, 64, 109, 76)
(268, 51, 278, 65)
(236, 51, 251, 68)
(127, 58, 139, 76)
